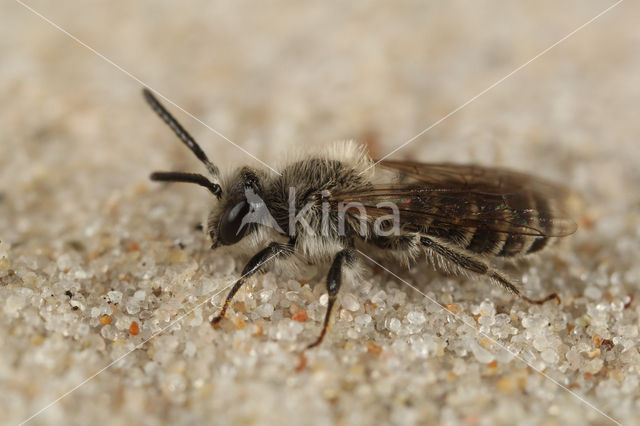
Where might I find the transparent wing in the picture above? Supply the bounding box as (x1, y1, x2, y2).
(331, 161, 577, 237)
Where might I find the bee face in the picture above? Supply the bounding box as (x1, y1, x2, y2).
(208, 167, 266, 248)
(209, 198, 249, 247)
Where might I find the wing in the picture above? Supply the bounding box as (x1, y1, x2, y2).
(331, 160, 577, 238)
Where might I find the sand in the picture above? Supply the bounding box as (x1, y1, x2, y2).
(2, 1, 639, 425)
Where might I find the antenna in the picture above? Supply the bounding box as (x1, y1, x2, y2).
(142, 88, 219, 178)
(150, 171, 222, 198)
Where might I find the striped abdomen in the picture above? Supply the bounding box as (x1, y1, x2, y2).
(423, 190, 567, 258)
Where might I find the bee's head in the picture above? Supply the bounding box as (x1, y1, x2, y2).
(207, 167, 267, 248)
(142, 88, 274, 249)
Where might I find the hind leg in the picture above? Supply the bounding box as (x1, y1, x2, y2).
(420, 236, 558, 304)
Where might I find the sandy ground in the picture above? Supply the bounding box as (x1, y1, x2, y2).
(2, 1, 640, 425)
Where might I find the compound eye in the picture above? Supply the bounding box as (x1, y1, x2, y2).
(218, 200, 250, 245)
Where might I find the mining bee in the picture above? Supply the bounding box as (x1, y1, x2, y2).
(143, 88, 577, 348)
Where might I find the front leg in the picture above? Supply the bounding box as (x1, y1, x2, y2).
(211, 241, 293, 325)
(307, 249, 355, 349)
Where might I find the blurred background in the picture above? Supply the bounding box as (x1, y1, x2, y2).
(3, 1, 638, 203)
(2, 1, 639, 424)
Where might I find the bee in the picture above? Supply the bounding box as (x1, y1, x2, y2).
(143, 88, 577, 348)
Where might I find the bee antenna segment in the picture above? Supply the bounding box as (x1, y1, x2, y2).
(142, 88, 219, 178)
(150, 171, 222, 198)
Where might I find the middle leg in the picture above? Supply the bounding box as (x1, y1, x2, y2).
(307, 248, 355, 349)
